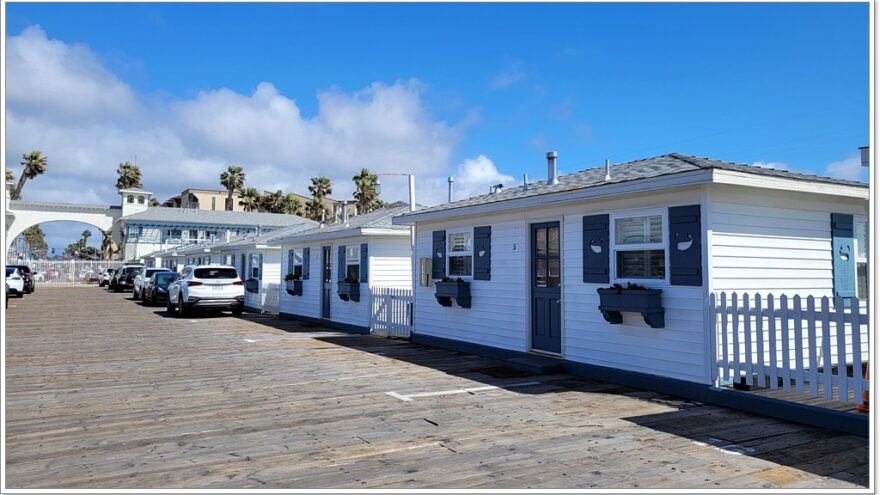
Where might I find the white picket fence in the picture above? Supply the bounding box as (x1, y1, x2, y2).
(15, 260, 125, 284)
(711, 292, 870, 404)
(370, 286, 413, 338)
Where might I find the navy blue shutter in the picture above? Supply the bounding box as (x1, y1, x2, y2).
(432, 230, 446, 280)
(258, 253, 263, 280)
(583, 214, 609, 283)
(338, 245, 346, 281)
(473, 226, 491, 280)
(831, 213, 856, 298)
(668, 205, 702, 286)
(360, 243, 369, 283)
(303, 247, 310, 280)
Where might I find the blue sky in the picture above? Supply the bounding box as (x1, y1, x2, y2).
(5, 2, 870, 254)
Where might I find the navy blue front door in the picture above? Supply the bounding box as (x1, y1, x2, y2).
(321, 246, 332, 319)
(531, 222, 561, 354)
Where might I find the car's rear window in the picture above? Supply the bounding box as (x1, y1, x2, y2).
(11, 266, 30, 274)
(155, 273, 178, 284)
(195, 268, 238, 279)
(124, 267, 143, 274)
(6, 267, 16, 276)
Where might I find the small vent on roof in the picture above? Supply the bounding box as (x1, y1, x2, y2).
(489, 183, 504, 194)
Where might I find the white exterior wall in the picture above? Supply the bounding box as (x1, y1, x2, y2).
(279, 234, 412, 329)
(414, 186, 710, 383)
(708, 184, 868, 298)
(220, 247, 281, 313)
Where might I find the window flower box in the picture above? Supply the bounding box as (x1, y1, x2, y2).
(285, 279, 303, 296)
(597, 284, 664, 328)
(244, 278, 260, 294)
(435, 278, 471, 309)
(337, 279, 361, 302)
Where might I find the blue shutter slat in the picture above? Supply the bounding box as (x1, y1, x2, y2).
(831, 213, 855, 298)
(360, 243, 369, 283)
(668, 205, 702, 286)
(432, 230, 446, 280)
(473, 226, 491, 281)
(288, 249, 294, 275)
(259, 253, 264, 280)
(583, 214, 609, 283)
(338, 245, 346, 282)
(303, 247, 310, 280)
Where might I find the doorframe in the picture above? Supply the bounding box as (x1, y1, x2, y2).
(526, 217, 565, 357)
(321, 244, 332, 320)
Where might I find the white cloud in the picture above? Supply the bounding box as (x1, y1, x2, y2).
(752, 161, 789, 171)
(419, 155, 515, 206)
(489, 63, 526, 90)
(824, 155, 866, 181)
(4, 26, 464, 210)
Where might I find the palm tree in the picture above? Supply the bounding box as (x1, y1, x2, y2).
(100, 228, 117, 261)
(5, 170, 14, 182)
(219, 165, 245, 211)
(115, 162, 143, 190)
(12, 151, 48, 200)
(261, 190, 286, 213)
(305, 198, 328, 221)
(308, 176, 333, 200)
(23, 225, 48, 254)
(238, 187, 261, 212)
(149, 197, 160, 207)
(284, 194, 304, 216)
(80, 229, 92, 248)
(352, 168, 382, 214)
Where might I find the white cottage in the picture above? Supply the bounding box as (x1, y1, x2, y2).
(212, 222, 317, 314)
(392, 152, 869, 389)
(268, 206, 413, 334)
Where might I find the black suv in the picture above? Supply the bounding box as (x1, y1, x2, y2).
(7, 265, 35, 294)
(112, 265, 144, 292)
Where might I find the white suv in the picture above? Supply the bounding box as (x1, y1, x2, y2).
(167, 265, 245, 317)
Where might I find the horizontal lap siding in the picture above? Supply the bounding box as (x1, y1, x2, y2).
(414, 218, 528, 352)
(261, 250, 281, 313)
(330, 237, 371, 329)
(709, 185, 866, 299)
(279, 241, 321, 319)
(369, 236, 413, 289)
(561, 187, 708, 383)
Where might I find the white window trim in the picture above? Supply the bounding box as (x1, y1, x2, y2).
(291, 248, 305, 275)
(446, 229, 474, 279)
(345, 245, 361, 280)
(609, 208, 669, 287)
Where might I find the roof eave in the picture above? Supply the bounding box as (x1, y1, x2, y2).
(710, 169, 869, 199)
(392, 169, 713, 225)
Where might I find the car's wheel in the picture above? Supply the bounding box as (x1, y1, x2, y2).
(166, 296, 174, 314)
(177, 298, 188, 317)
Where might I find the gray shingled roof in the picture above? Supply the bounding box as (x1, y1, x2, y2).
(212, 222, 319, 251)
(269, 205, 411, 244)
(122, 207, 316, 228)
(396, 153, 867, 219)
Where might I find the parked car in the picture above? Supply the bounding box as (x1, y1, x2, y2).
(7, 265, 35, 294)
(142, 271, 180, 306)
(167, 265, 244, 317)
(99, 268, 115, 287)
(112, 264, 145, 292)
(133, 267, 171, 300)
(5, 267, 25, 298)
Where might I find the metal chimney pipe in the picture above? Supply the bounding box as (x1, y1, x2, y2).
(523, 173, 529, 191)
(546, 151, 559, 185)
(343, 200, 349, 226)
(604, 159, 612, 181)
(860, 146, 869, 168)
(448, 176, 454, 203)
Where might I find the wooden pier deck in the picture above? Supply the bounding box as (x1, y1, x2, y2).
(4, 287, 870, 489)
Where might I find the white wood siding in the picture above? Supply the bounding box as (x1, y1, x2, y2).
(279, 241, 322, 320)
(708, 184, 868, 298)
(369, 236, 413, 289)
(224, 247, 280, 313)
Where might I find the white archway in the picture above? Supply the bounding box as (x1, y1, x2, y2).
(6, 200, 122, 249)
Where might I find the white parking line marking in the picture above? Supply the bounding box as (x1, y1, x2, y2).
(243, 338, 256, 343)
(385, 381, 542, 402)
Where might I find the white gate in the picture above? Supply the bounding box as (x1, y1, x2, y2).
(370, 286, 413, 338)
(711, 292, 870, 404)
(16, 260, 125, 285)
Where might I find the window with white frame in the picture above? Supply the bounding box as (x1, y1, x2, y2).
(447, 231, 473, 277)
(291, 248, 304, 279)
(250, 253, 260, 279)
(345, 245, 360, 280)
(612, 211, 666, 280)
(855, 216, 868, 300)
